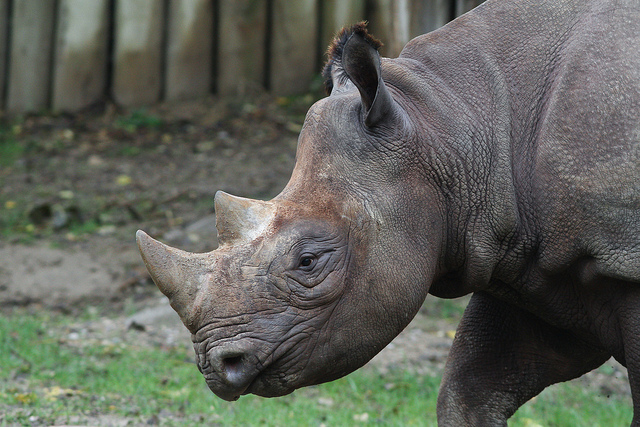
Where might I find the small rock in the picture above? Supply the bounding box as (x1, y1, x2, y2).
(126, 304, 182, 330)
(196, 140, 215, 152)
(59, 190, 75, 200)
(97, 225, 117, 236)
(184, 215, 216, 236)
(353, 413, 369, 422)
(317, 397, 334, 407)
(162, 228, 185, 243)
(51, 204, 69, 229)
(88, 154, 105, 166)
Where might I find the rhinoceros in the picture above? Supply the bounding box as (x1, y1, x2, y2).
(137, 0, 640, 424)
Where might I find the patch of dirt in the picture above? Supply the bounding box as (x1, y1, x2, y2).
(0, 240, 138, 306)
(0, 94, 631, 425)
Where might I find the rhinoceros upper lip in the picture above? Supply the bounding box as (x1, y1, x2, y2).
(204, 355, 267, 401)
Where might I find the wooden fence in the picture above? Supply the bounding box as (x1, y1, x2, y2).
(0, 0, 483, 113)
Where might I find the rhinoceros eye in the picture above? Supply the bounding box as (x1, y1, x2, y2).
(298, 254, 316, 270)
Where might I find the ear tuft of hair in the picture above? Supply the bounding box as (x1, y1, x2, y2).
(322, 22, 383, 95)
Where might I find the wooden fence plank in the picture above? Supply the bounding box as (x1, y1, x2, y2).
(320, 0, 365, 61)
(0, 0, 7, 109)
(6, 0, 55, 112)
(217, 0, 267, 96)
(112, 0, 164, 106)
(456, 0, 484, 16)
(270, 0, 317, 95)
(52, 0, 109, 111)
(165, 0, 214, 101)
(367, 0, 411, 58)
(411, 0, 451, 36)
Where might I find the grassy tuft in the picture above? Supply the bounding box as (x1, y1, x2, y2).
(115, 109, 163, 133)
(0, 122, 24, 167)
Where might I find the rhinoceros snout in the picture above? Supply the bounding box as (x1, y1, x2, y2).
(198, 344, 261, 401)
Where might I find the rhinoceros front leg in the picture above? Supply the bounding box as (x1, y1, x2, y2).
(437, 291, 609, 426)
(618, 297, 640, 427)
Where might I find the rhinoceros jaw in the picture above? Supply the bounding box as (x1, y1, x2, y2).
(214, 191, 276, 246)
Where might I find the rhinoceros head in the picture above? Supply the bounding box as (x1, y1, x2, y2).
(137, 23, 444, 401)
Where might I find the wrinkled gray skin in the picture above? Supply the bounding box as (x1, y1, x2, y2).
(137, 0, 640, 424)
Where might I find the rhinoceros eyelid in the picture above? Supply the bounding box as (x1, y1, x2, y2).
(288, 238, 335, 256)
(290, 232, 342, 246)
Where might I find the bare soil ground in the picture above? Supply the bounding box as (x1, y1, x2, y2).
(0, 95, 630, 423)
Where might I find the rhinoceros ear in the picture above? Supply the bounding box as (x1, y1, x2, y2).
(214, 191, 276, 246)
(322, 22, 394, 127)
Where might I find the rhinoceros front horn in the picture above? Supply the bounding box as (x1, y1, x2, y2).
(136, 230, 207, 327)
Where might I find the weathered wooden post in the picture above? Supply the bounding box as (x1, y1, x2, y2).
(456, 0, 484, 15)
(52, 0, 110, 111)
(112, 0, 164, 106)
(165, 0, 214, 101)
(410, 0, 451, 36)
(0, 0, 8, 110)
(270, 0, 317, 95)
(6, 0, 56, 112)
(320, 0, 366, 62)
(217, 0, 268, 96)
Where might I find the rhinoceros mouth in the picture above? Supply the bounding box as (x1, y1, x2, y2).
(197, 338, 295, 401)
(241, 367, 299, 398)
(200, 335, 314, 400)
(202, 360, 296, 401)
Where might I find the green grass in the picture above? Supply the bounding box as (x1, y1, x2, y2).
(511, 383, 632, 427)
(0, 198, 35, 242)
(0, 311, 632, 426)
(0, 139, 24, 167)
(0, 122, 24, 167)
(115, 109, 163, 133)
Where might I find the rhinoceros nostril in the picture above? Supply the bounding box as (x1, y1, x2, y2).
(222, 356, 244, 382)
(223, 353, 255, 389)
(222, 355, 243, 372)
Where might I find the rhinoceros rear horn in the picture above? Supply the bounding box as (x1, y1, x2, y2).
(323, 22, 395, 127)
(214, 191, 276, 246)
